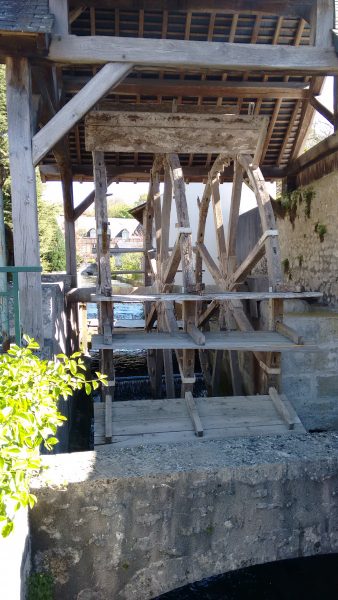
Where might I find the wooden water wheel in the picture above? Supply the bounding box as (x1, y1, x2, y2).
(141, 151, 284, 399)
(142, 153, 196, 399)
(195, 154, 284, 396)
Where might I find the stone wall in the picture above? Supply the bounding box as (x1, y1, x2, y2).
(30, 433, 338, 600)
(277, 170, 338, 305)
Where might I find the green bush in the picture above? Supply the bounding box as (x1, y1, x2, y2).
(0, 336, 106, 537)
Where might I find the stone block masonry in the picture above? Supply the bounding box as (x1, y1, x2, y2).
(30, 434, 338, 600)
(276, 170, 338, 306)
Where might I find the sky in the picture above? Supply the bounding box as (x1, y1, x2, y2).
(42, 77, 334, 212)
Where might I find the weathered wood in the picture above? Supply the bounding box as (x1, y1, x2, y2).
(196, 242, 226, 287)
(197, 299, 219, 327)
(226, 160, 243, 270)
(67, 288, 322, 303)
(92, 331, 315, 352)
(74, 177, 114, 220)
(49, 0, 69, 34)
(85, 111, 268, 155)
(105, 394, 113, 442)
(33, 63, 132, 165)
(310, 96, 334, 125)
(211, 178, 227, 277)
(168, 154, 195, 292)
(228, 230, 278, 289)
(187, 323, 206, 346)
(6, 57, 43, 344)
(64, 76, 310, 100)
(276, 320, 303, 345)
(269, 387, 297, 429)
(70, 1, 313, 21)
(185, 391, 204, 437)
(162, 238, 181, 285)
(288, 130, 338, 175)
(59, 162, 77, 287)
(145, 303, 158, 331)
(48, 35, 338, 73)
(311, 0, 334, 47)
(160, 163, 172, 278)
(238, 155, 282, 290)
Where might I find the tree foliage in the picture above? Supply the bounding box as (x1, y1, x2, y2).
(0, 65, 11, 223)
(38, 198, 66, 272)
(107, 201, 134, 218)
(0, 336, 106, 537)
(110, 252, 142, 281)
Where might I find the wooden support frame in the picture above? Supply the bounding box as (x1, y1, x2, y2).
(48, 35, 338, 74)
(6, 57, 44, 344)
(93, 151, 115, 399)
(33, 62, 132, 166)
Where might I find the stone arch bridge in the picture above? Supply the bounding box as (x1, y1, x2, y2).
(30, 433, 338, 600)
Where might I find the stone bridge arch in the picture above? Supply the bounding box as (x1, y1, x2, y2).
(30, 433, 338, 600)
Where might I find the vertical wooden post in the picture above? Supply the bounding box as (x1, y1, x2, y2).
(6, 57, 43, 345)
(93, 150, 115, 437)
(49, 0, 69, 34)
(59, 160, 77, 287)
(311, 0, 334, 47)
(168, 154, 196, 396)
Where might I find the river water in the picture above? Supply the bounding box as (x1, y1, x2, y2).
(153, 554, 338, 599)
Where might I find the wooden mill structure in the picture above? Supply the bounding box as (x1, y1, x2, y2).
(1, 0, 337, 445)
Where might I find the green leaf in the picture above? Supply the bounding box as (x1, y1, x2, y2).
(1, 521, 14, 538)
(85, 382, 91, 395)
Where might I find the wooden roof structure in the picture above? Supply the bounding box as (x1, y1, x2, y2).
(1, 1, 337, 184)
(1, 0, 337, 343)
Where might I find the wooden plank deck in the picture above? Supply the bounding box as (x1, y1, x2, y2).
(94, 395, 306, 447)
(91, 331, 314, 352)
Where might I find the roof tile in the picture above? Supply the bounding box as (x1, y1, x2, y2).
(0, 0, 54, 34)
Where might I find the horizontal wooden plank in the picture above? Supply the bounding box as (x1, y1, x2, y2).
(91, 330, 316, 352)
(86, 112, 266, 131)
(64, 76, 310, 100)
(68, 289, 322, 303)
(94, 395, 281, 420)
(48, 35, 338, 74)
(94, 423, 305, 446)
(85, 111, 268, 154)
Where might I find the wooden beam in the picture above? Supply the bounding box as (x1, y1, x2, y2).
(85, 111, 268, 155)
(197, 299, 219, 327)
(185, 391, 203, 437)
(49, 0, 69, 34)
(163, 234, 182, 285)
(67, 1, 314, 21)
(6, 57, 43, 344)
(32, 62, 132, 166)
(310, 96, 334, 125)
(48, 35, 338, 74)
(40, 163, 287, 182)
(196, 242, 226, 287)
(228, 230, 279, 289)
(64, 76, 310, 100)
(59, 161, 77, 287)
(288, 130, 338, 175)
(268, 387, 297, 429)
(311, 0, 335, 47)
